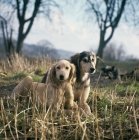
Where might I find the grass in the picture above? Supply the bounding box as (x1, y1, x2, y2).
(0, 56, 139, 139)
(0, 55, 52, 86)
(1, 89, 139, 139)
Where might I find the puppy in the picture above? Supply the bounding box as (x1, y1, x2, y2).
(11, 60, 76, 112)
(70, 51, 96, 115)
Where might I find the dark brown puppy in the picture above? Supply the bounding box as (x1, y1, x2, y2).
(70, 51, 96, 115)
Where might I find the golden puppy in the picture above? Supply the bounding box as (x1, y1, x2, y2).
(11, 60, 76, 111)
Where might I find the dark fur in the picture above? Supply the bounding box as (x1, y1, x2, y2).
(70, 51, 95, 83)
(70, 51, 96, 115)
(101, 66, 121, 79)
(41, 71, 48, 83)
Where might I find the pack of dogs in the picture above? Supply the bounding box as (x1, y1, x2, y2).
(101, 65, 139, 81)
(10, 51, 139, 117)
(11, 51, 97, 117)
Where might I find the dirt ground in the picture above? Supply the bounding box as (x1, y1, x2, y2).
(0, 83, 17, 97)
(90, 71, 116, 87)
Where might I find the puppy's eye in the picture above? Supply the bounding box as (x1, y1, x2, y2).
(66, 67, 69, 70)
(83, 59, 87, 63)
(57, 66, 60, 69)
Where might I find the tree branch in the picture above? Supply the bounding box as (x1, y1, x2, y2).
(112, 0, 126, 28)
(23, 0, 41, 39)
(16, 0, 21, 21)
(105, 0, 115, 29)
(22, 0, 29, 21)
(24, 17, 32, 22)
(105, 27, 115, 45)
(87, 0, 103, 28)
(105, 0, 126, 44)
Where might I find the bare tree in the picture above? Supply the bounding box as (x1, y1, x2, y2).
(15, 0, 59, 54)
(16, 0, 41, 54)
(0, 15, 14, 59)
(86, 0, 127, 58)
(0, 0, 59, 55)
(0, 1, 15, 58)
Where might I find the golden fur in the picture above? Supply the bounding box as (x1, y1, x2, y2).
(11, 76, 33, 100)
(70, 51, 97, 115)
(11, 60, 76, 112)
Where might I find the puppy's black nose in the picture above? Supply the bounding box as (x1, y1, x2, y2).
(59, 75, 64, 80)
(90, 68, 95, 73)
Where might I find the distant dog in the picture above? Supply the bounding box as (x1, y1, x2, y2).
(133, 67, 139, 81)
(70, 51, 97, 115)
(101, 65, 121, 81)
(11, 60, 76, 111)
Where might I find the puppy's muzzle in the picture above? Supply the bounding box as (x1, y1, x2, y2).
(90, 68, 95, 73)
(59, 75, 64, 80)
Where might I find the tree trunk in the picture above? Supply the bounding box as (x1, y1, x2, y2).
(97, 30, 106, 58)
(16, 35, 24, 54)
(1, 21, 8, 56)
(15, 0, 41, 55)
(97, 41, 104, 58)
(16, 24, 24, 54)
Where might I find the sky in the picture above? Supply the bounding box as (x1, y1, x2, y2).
(25, 16, 139, 57)
(5, 0, 139, 58)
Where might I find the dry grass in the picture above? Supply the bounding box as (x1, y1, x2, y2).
(0, 54, 54, 74)
(1, 85, 139, 139)
(0, 56, 139, 139)
(0, 54, 54, 87)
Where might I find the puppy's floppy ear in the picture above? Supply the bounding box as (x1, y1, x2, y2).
(70, 53, 80, 68)
(69, 63, 76, 84)
(48, 64, 56, 82)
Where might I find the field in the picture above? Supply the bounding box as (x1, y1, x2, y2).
(0, 56, 139, 140)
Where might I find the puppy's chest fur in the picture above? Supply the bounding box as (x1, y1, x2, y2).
(74, 74, 90, 90)
(73, 75, 90, 101)
(80, 73, 90, 83)
(46, 83, 66, 108)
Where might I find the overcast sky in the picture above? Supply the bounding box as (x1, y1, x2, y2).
(12, 0, 139, 58)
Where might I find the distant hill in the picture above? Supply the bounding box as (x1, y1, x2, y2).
(0, 37, 75, 60)
(56, 49, 75, 60)
(23, 42, 75, 60)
